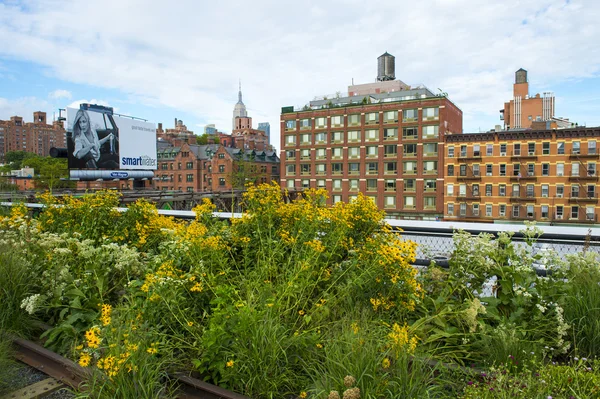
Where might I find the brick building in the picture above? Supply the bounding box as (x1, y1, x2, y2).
(444, 127, 600, 225)
(0, 112, 66, 162)
(280, 52, 462, 219)
(501, 69, 557, 130)
(155, 142, 279, 192)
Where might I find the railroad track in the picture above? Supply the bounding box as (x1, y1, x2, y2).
(5, 337, 248, 399)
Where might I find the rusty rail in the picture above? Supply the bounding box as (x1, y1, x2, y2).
(10, 337, 249, 399)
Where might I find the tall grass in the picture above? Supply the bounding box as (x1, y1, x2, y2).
(0, 242, 38, 336)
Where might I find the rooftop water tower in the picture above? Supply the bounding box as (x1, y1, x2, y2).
(377, 52, 395, 81)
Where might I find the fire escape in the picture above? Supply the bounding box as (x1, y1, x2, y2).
(568, 148, 599, 223)
(457, 148, 482, 219)
(509, 148, 538, 220)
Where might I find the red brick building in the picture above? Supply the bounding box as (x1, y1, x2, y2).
(0, 112, 66, 162)
(155, 142, 279, 192)
(280, 53, 462, 219)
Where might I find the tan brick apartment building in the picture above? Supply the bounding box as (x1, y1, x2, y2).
(444, 127, 600, 225)
(280, 88, 462, 219)
(155, 142, 279, 192)
(0, 112, 66, 162)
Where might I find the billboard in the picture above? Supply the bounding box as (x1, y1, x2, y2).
(66, 106, 157, 173)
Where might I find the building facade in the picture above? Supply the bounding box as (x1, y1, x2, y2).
(280, 91, 463, 219)
(444, 127, 600, 225)
(501, 69, 556, 130)
(232, 82, 248, 131)
(155, 142, 279, 193)
(0, 112, 66, 163)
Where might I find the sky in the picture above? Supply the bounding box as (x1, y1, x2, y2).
(1, 0, 600, 150)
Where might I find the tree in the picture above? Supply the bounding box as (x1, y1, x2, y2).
(35, 159, 69, 192)
(196, 134, 219, 145)
(226, 151, 267, 213)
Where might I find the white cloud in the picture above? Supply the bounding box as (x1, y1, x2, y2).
(48, 89, 72, 100)
(0, 0, 599, 146)
(0, 96, 53, 122)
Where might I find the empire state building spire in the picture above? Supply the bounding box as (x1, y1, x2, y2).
(232, 79, 248, 130)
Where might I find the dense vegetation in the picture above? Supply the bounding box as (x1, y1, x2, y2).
(0, 185, 599, 398)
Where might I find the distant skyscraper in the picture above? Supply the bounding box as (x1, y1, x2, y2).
(204, 124, 217, 135)
(257, 122, 270, 145)
(232, 80, 248, 130)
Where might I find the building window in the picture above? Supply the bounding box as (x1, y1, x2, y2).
(422, 125, 439, 139)
(332, 179, 342, 191)
(367, 162, 378, 175)
(586, 206, 595, 221)
(423, 143, 438, 156)
(499, 204, 506, 217)
(384, 145, 397, 157)
(404, 196, 416, 208)
(331, 115, 343, 127)
(403, 109, 418, 122)
(347, 131, 360, 142)
(588, 140, 597, 155)
(486, 144, 493, 156)
(556, 205, 564, 219)
(571, 206, 579, 219)
(348, 163, 360, 175)
(317, 179, 326, 188)
(367, 179, 377, 191)
(332, 163, 343, 175)
(316, 164, 326, 175)
(349, 179, 359, 191)
(424, 196, 436, 208)
(402, 127, 418, 140)
(500, 144, 507, 156)
(512, 205, 520, 218)
(423, 161, 437, 175)
(556, 163, 564, 177)
(365, 129, 378, 141)
(572, 141, 581, 155)
(300, 164, 311, 175)
(557, 185, 564, 198)
(300, 119, 311, 129)
(285, 120, 296, 130)
(315, 117, 326, 129)
(486, 164, 493, 176)
(365, 112, 378, 124)
(286, 165, 296, 175)
(403, 161, 417, 175)
(186, 174, 193, 182)
(300, 149, 311, 160)
(422, 107, 439, 121)
(572, 163, 580, 177)
(448, 146, 454, 157)
(541, 185, 549, 197)
(315, 132, 327, 143)
(513, 143, 521, 156)
(219, 178, 225, 186)
(447, 165, 454, 176)
(404, 144, 417, 157)
(588, 162, 596, 176)
(331, 132, 344, 143)
(448, 203, 454, 215)
(300, 134, 311, 145)
(486, 184, 492, 196)
(346, 147, 359, 159)
(384, 196, 396, 208)
(332, 195, 342, 204)
(500, 164, 506, 176)
(285, 135, 296, 146)
(218, 165, 225, 173)
(302, 179, 310, 189)
(543, 142, 550, 155)
(384, 179, 396, 191)
(331, 147, 342, 159)
(383, 128, 398, 140)
(557, 142, 565, 155)
(447, 184, 454, 196)
(384, 162, 397, 175)
(499, 184, 506, 196)
(404, 179, 416, 192)
(528, 142, 536, 155)
(186, 162, 193, 169)
(315, 148, 326, 159)
(366, 146, 378, 158)
(383, 110, 398, 123)
(486, 204, 492, 217)
(348, 114, 361, 126)
(459, 203, 467, 216)
(424, 179, 436, 191)
(542, 163, 549, 176)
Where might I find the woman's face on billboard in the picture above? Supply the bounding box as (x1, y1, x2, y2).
(78, 114, 88, 131)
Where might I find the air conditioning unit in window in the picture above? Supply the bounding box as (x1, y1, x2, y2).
(528, 151, 535, 156)
(557, 173, 563, 176)
(500, 152, 506, 156)
(557, 193, 563, 198)
(556, 214, 563, 220)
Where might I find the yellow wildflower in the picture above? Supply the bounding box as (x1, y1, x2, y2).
(226, 359, 234, 367)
